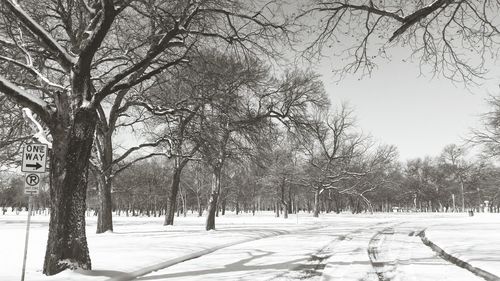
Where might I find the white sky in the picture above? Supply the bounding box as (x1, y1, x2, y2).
(312, 51, 500, 162)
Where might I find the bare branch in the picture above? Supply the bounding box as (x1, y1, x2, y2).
(0, 76, 52, 123)
(4, 0, 76, 71)
(112, 137, 170, 166)
(0, 55, 65, 90)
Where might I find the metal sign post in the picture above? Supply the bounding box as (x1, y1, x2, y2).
(20, 143, 45, 281)
(21, 195, 32, 281)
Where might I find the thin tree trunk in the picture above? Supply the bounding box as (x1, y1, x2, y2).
(287, 187, 293, 214)
(220, 198, 226, 216)
(313, 188, 320, 217)
(164, 158, 187, 225)
(275, 200, 280, 217)
(181, 188, 187, 217)
(280, 182, 288, 219)
(206, 165, 221, 230)
(96, 176, 113, 233)
(96, 130, 113, 233)
(43, 108, 96, 275)
(460, 180, 465, 212)
(197, 195, 203, 217)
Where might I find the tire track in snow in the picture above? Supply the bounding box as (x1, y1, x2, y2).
(105, 225, 326, 281)
(272, 220, 399, 281)
(367, 226, 398, 281)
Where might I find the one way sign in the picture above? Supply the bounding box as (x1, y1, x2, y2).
(22, 143, 47, 173)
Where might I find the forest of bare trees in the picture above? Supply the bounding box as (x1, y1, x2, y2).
(1, 0, 500, 277)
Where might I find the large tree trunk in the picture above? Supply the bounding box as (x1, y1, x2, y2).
(164, 158, 187, 225)
(313, 188, 320, 217)
(206, 165, 221, 230)
(43, 108, 96, 275)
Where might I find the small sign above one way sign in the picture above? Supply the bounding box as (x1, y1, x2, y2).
(22, 143, 47, 173)
(24, 173, 40, 195)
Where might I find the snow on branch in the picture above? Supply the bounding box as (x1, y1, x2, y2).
(0, 55, 66, 90)
(22, 108, 52, 148)
(78, 0, 116, 67)
(4, 0, 76, 71)
(0, 76, 52, 123)
(93, 30, 186, 104)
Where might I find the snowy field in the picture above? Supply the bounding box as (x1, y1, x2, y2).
(1, 211, 499, 281)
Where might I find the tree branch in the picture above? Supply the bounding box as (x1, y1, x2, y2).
(4, 0, 76, 71)
(78, 0, 116, 69)
(112, 138, 170, 165)
(0, 55, 66, 90)
(22, 108, 52, 148)
(389, 0, 454, 42)
(0, 76, 52, 124)
(113, 152, 169, 177)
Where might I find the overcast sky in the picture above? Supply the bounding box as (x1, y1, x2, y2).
(312, 49, 500, 162)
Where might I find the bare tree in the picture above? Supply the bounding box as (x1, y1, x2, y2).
(440, 144, 470, 211)
(302, 105, 396, 215)
(0, 0, 290, 274)
(298, 0, 500, 83)
(343, 144, 398, 213)
(470, 94, 500, 159)
(196, 53, 270, 230)
(259, 133, 303, 218)
(196, 53, 327, 230)
(303, 106, 367, 216)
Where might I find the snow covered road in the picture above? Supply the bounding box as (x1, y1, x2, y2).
(1, 212, 499, 281)
(121, 219, 482, 281)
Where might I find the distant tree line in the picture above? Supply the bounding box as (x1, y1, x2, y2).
(3, 132, 500, 217)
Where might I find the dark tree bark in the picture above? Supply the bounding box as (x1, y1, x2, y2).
(280, 182, 288, 219)
(220, 198, 226, 216)
(198, 202, 203, 217)
(206, 165, 222, 230)
(275, 200, 280, 217)
(96, 174, 113, 233)
(313, 188, 320, 217)
(164, 158, 188, 225)
(43, 108, 97, 275)
(287, 187, 293, 214)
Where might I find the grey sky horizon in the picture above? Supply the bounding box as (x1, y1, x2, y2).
(313, 49, 499, 162)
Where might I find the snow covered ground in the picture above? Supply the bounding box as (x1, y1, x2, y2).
(425, 214, 500, 278)
(0, 211, 498, 281)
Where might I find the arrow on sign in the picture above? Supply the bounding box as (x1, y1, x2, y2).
(26, 163, 42, 170)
